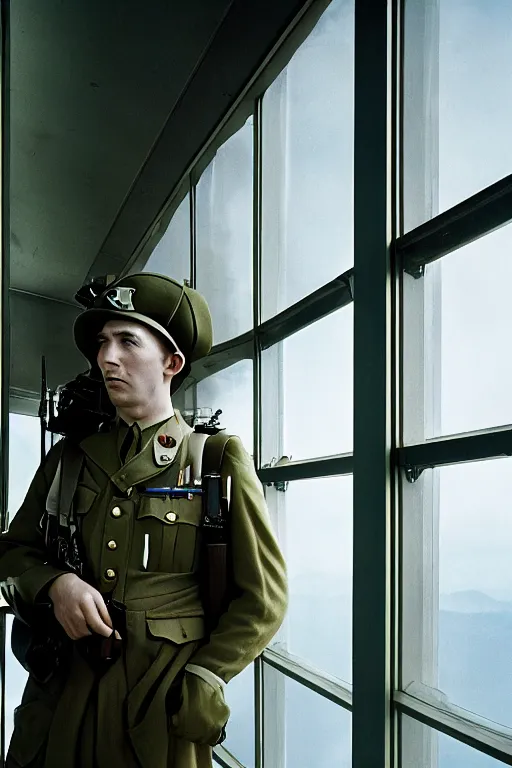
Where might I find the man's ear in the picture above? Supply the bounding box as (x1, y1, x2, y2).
(165, 352, 185, 377)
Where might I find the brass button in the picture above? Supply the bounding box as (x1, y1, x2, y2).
(165, 512, 177, 523)
(105, 568, 116, 580)
(107, 540, 117, 551)
(111, 507, 122, 518)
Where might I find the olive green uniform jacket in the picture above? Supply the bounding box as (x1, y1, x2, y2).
(0, 412, 287, 768)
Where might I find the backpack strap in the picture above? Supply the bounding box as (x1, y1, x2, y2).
(198, 432, 235, 635)
(46, 440, 83, 526)
(202, 432, 234, 477)
(45, 439, 85, 576)
(58, 440, 84, 526)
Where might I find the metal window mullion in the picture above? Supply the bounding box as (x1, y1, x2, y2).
(399, 5, 441, 768)
(252, 95, 264, 768)
(188, 332, 254, 387)
(398, 173, 512, 277)
(258, 454, 353, 484)
(257, 268, 354, 350)
(190, 177, 197, 289)
(398, 426, 512, 478)
(257, 87, 288, 768)
(394, 691, 512, 764)
(213, 744, 248, 768)
(353, 2, 393, 768)
(253, 97, 263, 470)
(262, 648, 353, 712)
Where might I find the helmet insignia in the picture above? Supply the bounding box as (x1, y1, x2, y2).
(106, 287, 136, 311)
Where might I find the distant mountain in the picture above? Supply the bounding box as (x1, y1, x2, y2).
(440, 590, 512, 614)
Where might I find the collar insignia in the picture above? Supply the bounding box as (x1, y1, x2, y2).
(158, 434, 176, 449)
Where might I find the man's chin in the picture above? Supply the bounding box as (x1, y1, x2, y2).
(105, 390, 129, 408)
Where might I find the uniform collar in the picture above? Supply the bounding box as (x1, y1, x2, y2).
(80, 411, 193, 494)
(117, 410, 175, 432)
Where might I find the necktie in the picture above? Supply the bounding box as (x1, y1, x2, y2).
(120, 424, 142, 464)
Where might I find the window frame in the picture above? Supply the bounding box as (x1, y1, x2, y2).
(397, 0, 512, 765)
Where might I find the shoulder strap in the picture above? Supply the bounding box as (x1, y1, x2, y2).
(58, 440, 84, 525)
(46, 440, 84, 525)
(202, 433, 233, 476)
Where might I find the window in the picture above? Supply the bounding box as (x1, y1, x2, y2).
(261, 0, 354, 320)
(422, 226, 512, 439)
(400, 1, 512, 763)
(196, 359, 253, 452)
(402, 716, 507, 768)
(187, 3, 356, 764)
(267, 476, 352, 683)
(5, 414, 41, 746)
(196, 118, 253, 345)
(223, 664, 255, 767)
(402, 461, 512, 729)
(263, 668, 352, 767)
(403, 0, 512, 230)
(143, 193, 190, 284)
(261, 306, 353, 465)
(4, 614, 28, 748)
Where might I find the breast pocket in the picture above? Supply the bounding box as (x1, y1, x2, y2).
(136, 496, 203, 574)
(74, 484, 98, 516)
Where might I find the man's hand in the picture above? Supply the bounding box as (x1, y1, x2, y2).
(48, 573, 113, 640)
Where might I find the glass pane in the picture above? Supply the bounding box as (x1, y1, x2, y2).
(268, 476, 352, 683)
(196, 118, 253, 345)
(223, 663, 254, 767)
(196, 360, 253, 452)
(5, 614, 29, 747)
(8, 413, 41, 521)
(143, 194, 190, 283)
(261, 0, 355, 319)
(261, 307, 353, 465)
(403, 460, 512, 729)
(263, 667, 351, 767)
(404, 0, 512, 229)
(6, 414, 41, 744)
(423, 225, 512, 438)
(402, 714, 507, 768)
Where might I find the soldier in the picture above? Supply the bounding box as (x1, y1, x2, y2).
(0, 273, 287, 768)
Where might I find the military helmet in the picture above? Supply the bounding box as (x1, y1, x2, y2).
(73, 273, 213, 393)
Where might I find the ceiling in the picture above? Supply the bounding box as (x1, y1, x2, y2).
(10, 0, 233, 302)
(7, 0, 315, 401)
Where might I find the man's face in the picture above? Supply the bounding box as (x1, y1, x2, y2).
(96, 319, 181, 409)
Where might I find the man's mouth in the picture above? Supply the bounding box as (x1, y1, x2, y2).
(105, 376, 126, 385)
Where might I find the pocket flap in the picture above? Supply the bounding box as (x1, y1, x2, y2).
(9, 700, 53, 766)
(138, 496, 202, 527)
(147, 616, 205, 644)
(74, 484, 98, 515)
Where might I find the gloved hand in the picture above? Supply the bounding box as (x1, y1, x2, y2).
(170, 664, 230, 746)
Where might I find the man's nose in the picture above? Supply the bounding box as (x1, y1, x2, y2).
(98, 342, 120, 368)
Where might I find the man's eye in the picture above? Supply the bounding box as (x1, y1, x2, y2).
(122, 338, 135, 346)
